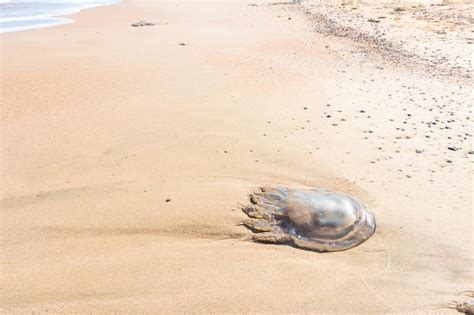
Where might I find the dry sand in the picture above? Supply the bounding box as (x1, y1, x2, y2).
(1, 0, 473, 313)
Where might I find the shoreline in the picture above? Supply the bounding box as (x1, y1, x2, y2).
(0, 0, 121, 34)
(1, 0, 472, 312)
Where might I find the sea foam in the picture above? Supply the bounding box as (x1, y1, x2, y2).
(0, 0, 118, 33)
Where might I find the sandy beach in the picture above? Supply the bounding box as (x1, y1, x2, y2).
(1, 0, 473, 313)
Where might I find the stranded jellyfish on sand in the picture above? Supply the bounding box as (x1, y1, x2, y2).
(448, 292, 474, 315)
(241, 186, 376, 252)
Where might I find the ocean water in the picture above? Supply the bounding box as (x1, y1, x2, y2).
(0, 0, 118, 33)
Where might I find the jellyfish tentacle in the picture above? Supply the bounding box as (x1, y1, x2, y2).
(250, 193, 278, 206)
(257, 186, 287, 202)
(250, 194, 285, 211)
(244, 201, 286, 221)
(249, 193, 267, 205)
(241, 219, 277, 233)
(260, 186, 278, 193)
(252, 231, 291, 244)
(260, 191, 285, 202)
(242, 205, 273, 219)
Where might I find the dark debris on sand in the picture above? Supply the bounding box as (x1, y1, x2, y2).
(131, 20, 156, 27)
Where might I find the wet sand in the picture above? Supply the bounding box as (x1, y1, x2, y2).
(1, 0, 473, 313)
